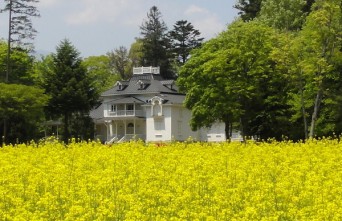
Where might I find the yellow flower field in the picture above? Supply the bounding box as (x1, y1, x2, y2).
(0, 139, 341, 220)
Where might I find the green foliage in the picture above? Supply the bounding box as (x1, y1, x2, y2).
(107, 46, 132, 80)
(41, 39, 99, 143)
(129, 38, 144, 67)
(83, 55, 120, 93)
(140, 6, 174, 79)
(168, 20, 204, 65)
(258, 0, 308, 31)
(179, 20, 292, 140)
(0, 41, 35, 84)
(234, 0, 262, 21)
(0, 83, 49, 143)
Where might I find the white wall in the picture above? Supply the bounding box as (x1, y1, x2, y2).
(170, 106, 200, 141)
(201, 122, 226, 142)
(145, 106, 173, 142)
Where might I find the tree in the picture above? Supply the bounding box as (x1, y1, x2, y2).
(178, 21, 290, 140)
(128, 38, 144, 67)
(107, 46, 132, 80)
(0, 41, 35, 84)
(168, 20, 204, 65)
(140, 6, 174, 79)
(271, 0, 342, 139)
(258, 0, 308, 31)
(0, 0, 40, 82)
(42, 39, 99, 143)
(234, 0, 262, 21)
(0, 83, 48, 144)
(83, 55, 120, 93)
(296, 0, 342, 138)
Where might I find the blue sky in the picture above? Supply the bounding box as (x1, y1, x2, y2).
(0, 0, 239, 58)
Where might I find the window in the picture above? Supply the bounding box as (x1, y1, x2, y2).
(110, 104, 116, 112)
(127, 104, 134, 111)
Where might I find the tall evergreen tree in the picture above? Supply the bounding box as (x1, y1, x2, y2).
(169, 20, 204, 65)
(140, 6, 174, 79)
(42, 39, 99, 143)
(0, 0, 40, 82)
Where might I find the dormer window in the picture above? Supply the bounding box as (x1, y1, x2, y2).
(116, 81, 123, 90)
(138, 81, 144, 89)
(137, 80, 149, 90)
(116, 81, 128, 91)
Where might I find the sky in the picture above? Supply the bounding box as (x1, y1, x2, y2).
(0, 0, 239, 58)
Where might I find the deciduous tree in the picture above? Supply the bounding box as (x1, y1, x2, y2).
(0, 83, 48, 144)
(83, 55, 119, 92)
(178, 21, 289, 140)
(107, 46, 132, 80)
(258, 0, 307, 31)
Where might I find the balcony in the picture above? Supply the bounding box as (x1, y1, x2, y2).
(108, 110, 144, 117)
(133, 66, 160, 75)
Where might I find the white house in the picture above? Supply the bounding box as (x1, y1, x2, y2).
(90, 67, 228, 143)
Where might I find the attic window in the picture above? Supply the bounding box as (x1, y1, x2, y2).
(116, 81, 125, 91)
(137, 80, 147, 90)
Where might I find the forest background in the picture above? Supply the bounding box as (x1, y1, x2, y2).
(0, 0, 341, 144)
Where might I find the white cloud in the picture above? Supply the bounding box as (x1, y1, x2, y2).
(65, 0, 136, 25)
(183, 5, 225, 39)
(185, 5, 207, 15)
(38, 0, 60, 8)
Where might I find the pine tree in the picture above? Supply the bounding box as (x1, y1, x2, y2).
(140, 6, 174, 79)
(1, 0, 40, 82)
(169, 20, 204, 65)
(42, 39, 99, 143)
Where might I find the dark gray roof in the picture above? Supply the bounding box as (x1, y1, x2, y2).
(102, 73, 180, 96)
(90, 103, 104, 120)
(108, 96, 146, 104)
(159, 94, 185, 104)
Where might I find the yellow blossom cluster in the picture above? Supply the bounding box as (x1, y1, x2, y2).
(0, 139, 341, 220)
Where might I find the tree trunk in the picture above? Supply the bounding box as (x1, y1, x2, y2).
(2, 119, 7, 145)
(63, 113, 70, 144)
(224, 118, 231, 141)
(299, 87, 308, 139)
(6, 0, 13, 83)
(309, 88, 323, 138)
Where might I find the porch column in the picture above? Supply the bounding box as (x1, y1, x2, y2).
(115, 122, 118, 137)
(124, 120, 127, 135)
(109, 121, 113, 138)
(134, 118, 136, 135)
(104, 120, 111, 141)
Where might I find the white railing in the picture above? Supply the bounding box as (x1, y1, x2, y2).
(117, 134, 145, 143)
(108, 110, 144, 117)
(133, 66, 160, 75)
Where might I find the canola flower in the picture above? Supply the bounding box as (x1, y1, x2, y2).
(0, 138, 341, 220)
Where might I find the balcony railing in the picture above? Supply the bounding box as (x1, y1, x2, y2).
(133, 66, 160, 75)
(108, 110, 144, 117)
